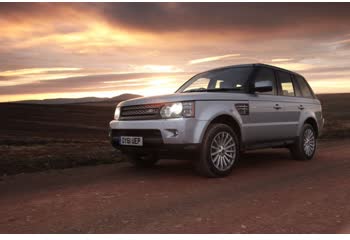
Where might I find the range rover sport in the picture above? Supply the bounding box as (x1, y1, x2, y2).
(109, 63, 324, 177)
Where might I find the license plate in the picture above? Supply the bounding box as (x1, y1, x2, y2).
(120, 136, 143, 146)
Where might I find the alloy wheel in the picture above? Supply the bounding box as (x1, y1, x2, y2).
(210, 131, 236, 171)
(303, 128, 315, 157)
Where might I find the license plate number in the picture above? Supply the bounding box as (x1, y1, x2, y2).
(120, 136, 143, 146)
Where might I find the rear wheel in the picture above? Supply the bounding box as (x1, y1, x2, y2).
(124, 152, 159, 168)
(290, 123, 317, 161)
(195, 123, 240, 177)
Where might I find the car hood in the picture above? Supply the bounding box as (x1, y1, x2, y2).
(118, 92, 250, 107)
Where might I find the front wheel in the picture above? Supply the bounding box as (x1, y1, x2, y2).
(123, 152, 159, 168)
(195, 123, 240, 177)
(290, 123, 317, 161)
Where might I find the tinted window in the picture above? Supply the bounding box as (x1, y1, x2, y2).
(178, 67, 253, 93)
(277, 71, 295, 96)
(295, 75, 313, 98)
(253, 67, 276, 95)
(292, 75, 302, 97)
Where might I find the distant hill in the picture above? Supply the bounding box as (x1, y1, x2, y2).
(14, 93, 142, 105)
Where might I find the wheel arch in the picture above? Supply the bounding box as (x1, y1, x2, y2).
(200, 114, 242, 146)
(304, 117, 319, 137)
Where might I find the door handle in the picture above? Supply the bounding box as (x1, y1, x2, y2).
(298, 105, 304, 110)
(273, 104, 282, 110)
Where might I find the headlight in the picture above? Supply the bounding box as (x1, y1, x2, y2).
(160, 101, 195, 119)
(114, 106, 121, 120)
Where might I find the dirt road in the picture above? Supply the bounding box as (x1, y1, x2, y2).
(0, 140, 349, 233)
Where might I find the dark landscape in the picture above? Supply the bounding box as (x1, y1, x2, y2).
(0, 93, 349, 175)
(0, 93, 349, 233)
(0, 94, 142, 175)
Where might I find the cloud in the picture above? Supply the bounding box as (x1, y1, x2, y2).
(0, 72, 189, 95)
(300, 66, 350, 74)
(328, 38, 350, 45)
(273, 63, 313, 72)
(95, 3, 350, 37)
(0, 3, 350, 101)
(0, 3, 88, 21)
(0, 67, 81, 77)
(132, 65, 183, 73)
(271, 58, 293, 63)
(189, 54, 241, 65)
(3, 3, 350, 38)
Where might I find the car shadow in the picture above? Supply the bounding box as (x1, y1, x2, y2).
(239, 148, 292, 168)
(121, 148, 293, 178)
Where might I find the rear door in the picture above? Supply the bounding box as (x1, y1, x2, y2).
(275, 71, 300, 139)
(294, 74, 320, 129)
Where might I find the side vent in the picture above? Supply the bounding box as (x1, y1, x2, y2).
(235, 103, 249, 115)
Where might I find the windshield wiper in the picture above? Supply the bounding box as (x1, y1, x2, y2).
(182, 88, 242, 93)
(183, 88, 207, 93)
(205, 88, 242, 92)
(183, 88, 241, 93)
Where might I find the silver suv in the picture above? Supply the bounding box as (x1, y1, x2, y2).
(110, 64, 324, 177)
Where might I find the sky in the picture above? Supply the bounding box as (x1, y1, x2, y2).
(1, 2, 350, 102)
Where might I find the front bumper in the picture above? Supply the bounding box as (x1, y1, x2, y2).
(109, 118, 208, 146)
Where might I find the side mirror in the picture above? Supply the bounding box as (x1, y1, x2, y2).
(253, 81, 273, 93)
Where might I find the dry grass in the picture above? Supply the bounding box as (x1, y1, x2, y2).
(318, 93, 350, 139)
(0, 141, 121, 175)
(0, 103, 122, 175)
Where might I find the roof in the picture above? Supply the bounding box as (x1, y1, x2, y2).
(205, 63, 303, 77)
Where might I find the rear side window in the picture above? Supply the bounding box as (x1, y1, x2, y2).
(295, 75, 313, 98)
(292, 75, 302, 97)
(277, 71, 295, 96)
(253, 67, 276, 95)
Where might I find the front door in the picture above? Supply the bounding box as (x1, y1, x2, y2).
(244, 67, 286, 144)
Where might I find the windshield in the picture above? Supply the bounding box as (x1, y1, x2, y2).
(177, 67, 253, 93)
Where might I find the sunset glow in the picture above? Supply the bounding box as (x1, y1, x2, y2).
(1, 3, 350, 102)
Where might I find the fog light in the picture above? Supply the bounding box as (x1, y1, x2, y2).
(166, 129, 179, 137)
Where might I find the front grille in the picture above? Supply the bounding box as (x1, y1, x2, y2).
(120, 104, 163, 120)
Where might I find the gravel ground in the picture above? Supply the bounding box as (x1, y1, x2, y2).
(0, 139, 349, 233)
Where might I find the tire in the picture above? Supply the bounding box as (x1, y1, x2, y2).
(195, 123, 240, 177)
(290, 123, 317, 161)
(124, 152, 159, 168)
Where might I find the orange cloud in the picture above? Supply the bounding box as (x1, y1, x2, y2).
(189, 54, 241, 65)
(271, 58, 293, 62)
(0, 3, 350, 102)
